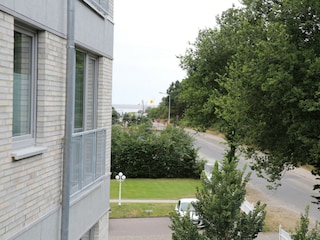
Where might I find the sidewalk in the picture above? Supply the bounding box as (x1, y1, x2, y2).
(257, 232, 278, 240)
(110, 199, 177, 203)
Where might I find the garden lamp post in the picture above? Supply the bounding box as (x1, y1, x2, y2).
(115, 172, 126, 205)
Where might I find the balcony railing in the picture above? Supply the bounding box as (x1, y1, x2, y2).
(70, 128, 106, 195)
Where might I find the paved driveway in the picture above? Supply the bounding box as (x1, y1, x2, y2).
(109, 217, 279, 240)
(109, 217, 171, 240)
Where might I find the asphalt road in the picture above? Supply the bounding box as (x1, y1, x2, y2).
(191, 130, 320, 222)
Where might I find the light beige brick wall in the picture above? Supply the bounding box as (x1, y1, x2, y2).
(98, 56, 113, 174)
(35, 28, 67, 215)
(94, 212, 109, 240)
(0, 10, 15, 238)
(0, 11, 13, 155)
(0, 20, 66, 239)
(96, 55, 112, 240)
(37, 30, 66, 168)
(1, 1, 113, 237)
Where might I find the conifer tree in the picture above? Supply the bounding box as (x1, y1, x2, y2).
(170, 211, 204, 240)
(291, 206, 320, 240)
(170, 157, 266, 239)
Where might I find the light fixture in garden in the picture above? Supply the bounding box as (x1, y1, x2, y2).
(115, 172, 126, 206)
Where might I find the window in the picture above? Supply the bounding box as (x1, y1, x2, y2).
(80, 226, 95, 240)
(13, 28, 36, 148)
(82, 0, 109, 16)
(74, 50, 98, 133)
(71, 50, 104, 195)
(92, 0, 108, 10)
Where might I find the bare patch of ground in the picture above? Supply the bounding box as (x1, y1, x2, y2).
(246, 183, 300, 232)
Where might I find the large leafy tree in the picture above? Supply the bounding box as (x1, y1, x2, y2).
(150, 81, 186, 124)
(167, 81, 186, 123)
(178, 0, 320, 202)
(178, 26, 236, 130)
(216, 0, 320, 190)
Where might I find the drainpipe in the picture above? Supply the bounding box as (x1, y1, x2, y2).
(61, 0, 75, 239)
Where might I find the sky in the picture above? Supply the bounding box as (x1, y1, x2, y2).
(112, 0, 240, 106)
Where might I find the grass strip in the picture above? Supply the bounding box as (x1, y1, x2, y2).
(110, 178, 201, 199)
(109, 202, 175, 218)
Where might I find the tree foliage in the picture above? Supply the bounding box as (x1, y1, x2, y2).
(177, 0, 320, 202)
(291, 206, 320, 240)
(170, 158, 266, 239)
(111, 124, 204, 178)
(121, 112, 151, 127)
(147, 104, 167, 121)
(147, 81, 186, 125)
(112, 107, 120, 125)
(178, 27, 235, 130)
(170, 211, 205, 240)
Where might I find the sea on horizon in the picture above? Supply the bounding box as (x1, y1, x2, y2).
(113, 104, 157, 114)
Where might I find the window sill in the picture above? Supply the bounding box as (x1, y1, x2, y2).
(12, 146, 47, 161)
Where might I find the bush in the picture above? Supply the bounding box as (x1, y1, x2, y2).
(291, 206, 320, 240)
(111, 124, 204, 178)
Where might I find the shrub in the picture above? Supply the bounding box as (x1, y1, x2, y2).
(111, 125, 204, 178)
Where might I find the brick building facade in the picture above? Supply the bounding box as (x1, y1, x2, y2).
(0, 0, 113, 239)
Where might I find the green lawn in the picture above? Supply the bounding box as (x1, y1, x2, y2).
(110, 178, 201, 199)
(109, 203, 175, 218)
(109, 178, 201, 218)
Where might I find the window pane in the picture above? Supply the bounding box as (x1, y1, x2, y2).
(75, 51, 85, 132)
(93, 0, 108, 11)
(86, 58, 95, 130)
(13, 31, 32, 137)
(74, 51, 97, 133)
(83, 132, 95, 186)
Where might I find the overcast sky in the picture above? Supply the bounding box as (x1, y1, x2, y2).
(112, 0, 240, 106)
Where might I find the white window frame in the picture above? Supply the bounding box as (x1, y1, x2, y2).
(12, 26, 37, 150)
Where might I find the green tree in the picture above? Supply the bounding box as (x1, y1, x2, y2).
(215, 0, 320, 191)
(170, 157, 266, 239)
(178, 26, 236, 130)
(150, 99, 169, 121)
(195, 159, 266, 239)
(112, 107, 120, 125)
(176, 0, 320, 203)
(291, 206, 320, 240)
(170, 211, 204, 240)
(147, 81, 185, 124)
(166, 81, 186, 124)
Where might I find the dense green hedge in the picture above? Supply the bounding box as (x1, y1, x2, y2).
(111, 124, 204, 178)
